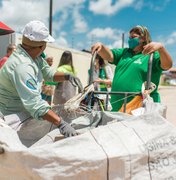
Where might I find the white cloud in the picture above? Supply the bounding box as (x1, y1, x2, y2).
(53, 0, 85, 13)
(146, 0, 171, 11)
(72, 5, 88, 33)
(52, 0, 87, 33)
(132, 0, 144, 10)
(54, 11, 69, 32)
(86, 27, 127, 50)
(157, 32, 176, 46)
(87, 27, 123, 41)
(75, 41, 87, 50)
(108, 40, 127, 49)
(0, 0, 49, 32)
(0, 0, 87, 35)
(89, 0, 135, 15)
(55, 36, 69, 48)
(89, 0, 171, 15)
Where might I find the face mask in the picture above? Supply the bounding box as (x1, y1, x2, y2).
(128, 37, 140, 49)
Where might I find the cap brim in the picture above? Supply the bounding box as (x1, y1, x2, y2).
(44, 35, 55, 43)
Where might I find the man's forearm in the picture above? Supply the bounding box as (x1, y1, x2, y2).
(42, 109, 61, 126)
(53, 72, 68, 82)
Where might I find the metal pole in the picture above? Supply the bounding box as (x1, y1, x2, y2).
(122, 33, 125, 48)
(105, 93, 109, 111)
(89, 51, 97, 85)
(49, 0, 53, 35)
(146, 53, 154, 90)
(72, 37, 74, 49)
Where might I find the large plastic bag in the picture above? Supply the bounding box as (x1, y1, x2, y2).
(131, 94, 167, 118)
(0, 110, 176, 179)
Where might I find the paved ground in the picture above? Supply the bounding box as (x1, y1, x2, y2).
(159, 85, 176, 126)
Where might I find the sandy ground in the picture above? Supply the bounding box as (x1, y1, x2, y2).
(159, 85, 176, 126)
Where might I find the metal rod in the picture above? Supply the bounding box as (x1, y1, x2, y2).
(122, 33, 125, 48)
(49, 0, 53, 35)
(89, 51, 97, 85)
(93, 91, 141, 95)
(146, 53, 153, 90)
(93, 91, 141, 113)
(105, 93, 109, 111)
(123, 93, 128, 112)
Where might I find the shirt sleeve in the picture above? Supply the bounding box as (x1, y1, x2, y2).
(110, 48, 126, 65)
(38, 57, 56, 82)
(10, 63, 51, 120)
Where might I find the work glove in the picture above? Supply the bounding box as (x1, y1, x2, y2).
(65, 74, 83, 93)
(58, 118, 78, 138)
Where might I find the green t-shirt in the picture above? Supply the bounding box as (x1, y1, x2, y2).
(57, 64, 77, 76)
(110, 48, 163, 111)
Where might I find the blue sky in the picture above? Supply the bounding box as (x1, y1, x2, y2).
(1, 0, 176, 66)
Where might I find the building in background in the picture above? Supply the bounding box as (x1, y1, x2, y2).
(160, 68, 176, 86)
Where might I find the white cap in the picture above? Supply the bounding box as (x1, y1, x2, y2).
(22, 20, 55, 43)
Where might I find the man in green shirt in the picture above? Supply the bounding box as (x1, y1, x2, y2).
(91, 25, 173, 111)
(0, 20, 78, 139)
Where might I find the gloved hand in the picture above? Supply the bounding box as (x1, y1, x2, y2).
(64, 74, 76, 86)
(58, 118, 78, 138)
(65, 74, 83, 93)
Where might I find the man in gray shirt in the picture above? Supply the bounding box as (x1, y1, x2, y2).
(0, 20, 78, 141)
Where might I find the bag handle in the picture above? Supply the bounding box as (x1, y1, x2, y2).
(145, 53, 154, 90)
(89, 51, 97, 85)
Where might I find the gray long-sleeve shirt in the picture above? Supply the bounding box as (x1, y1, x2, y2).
(0, 45, 56, 120)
